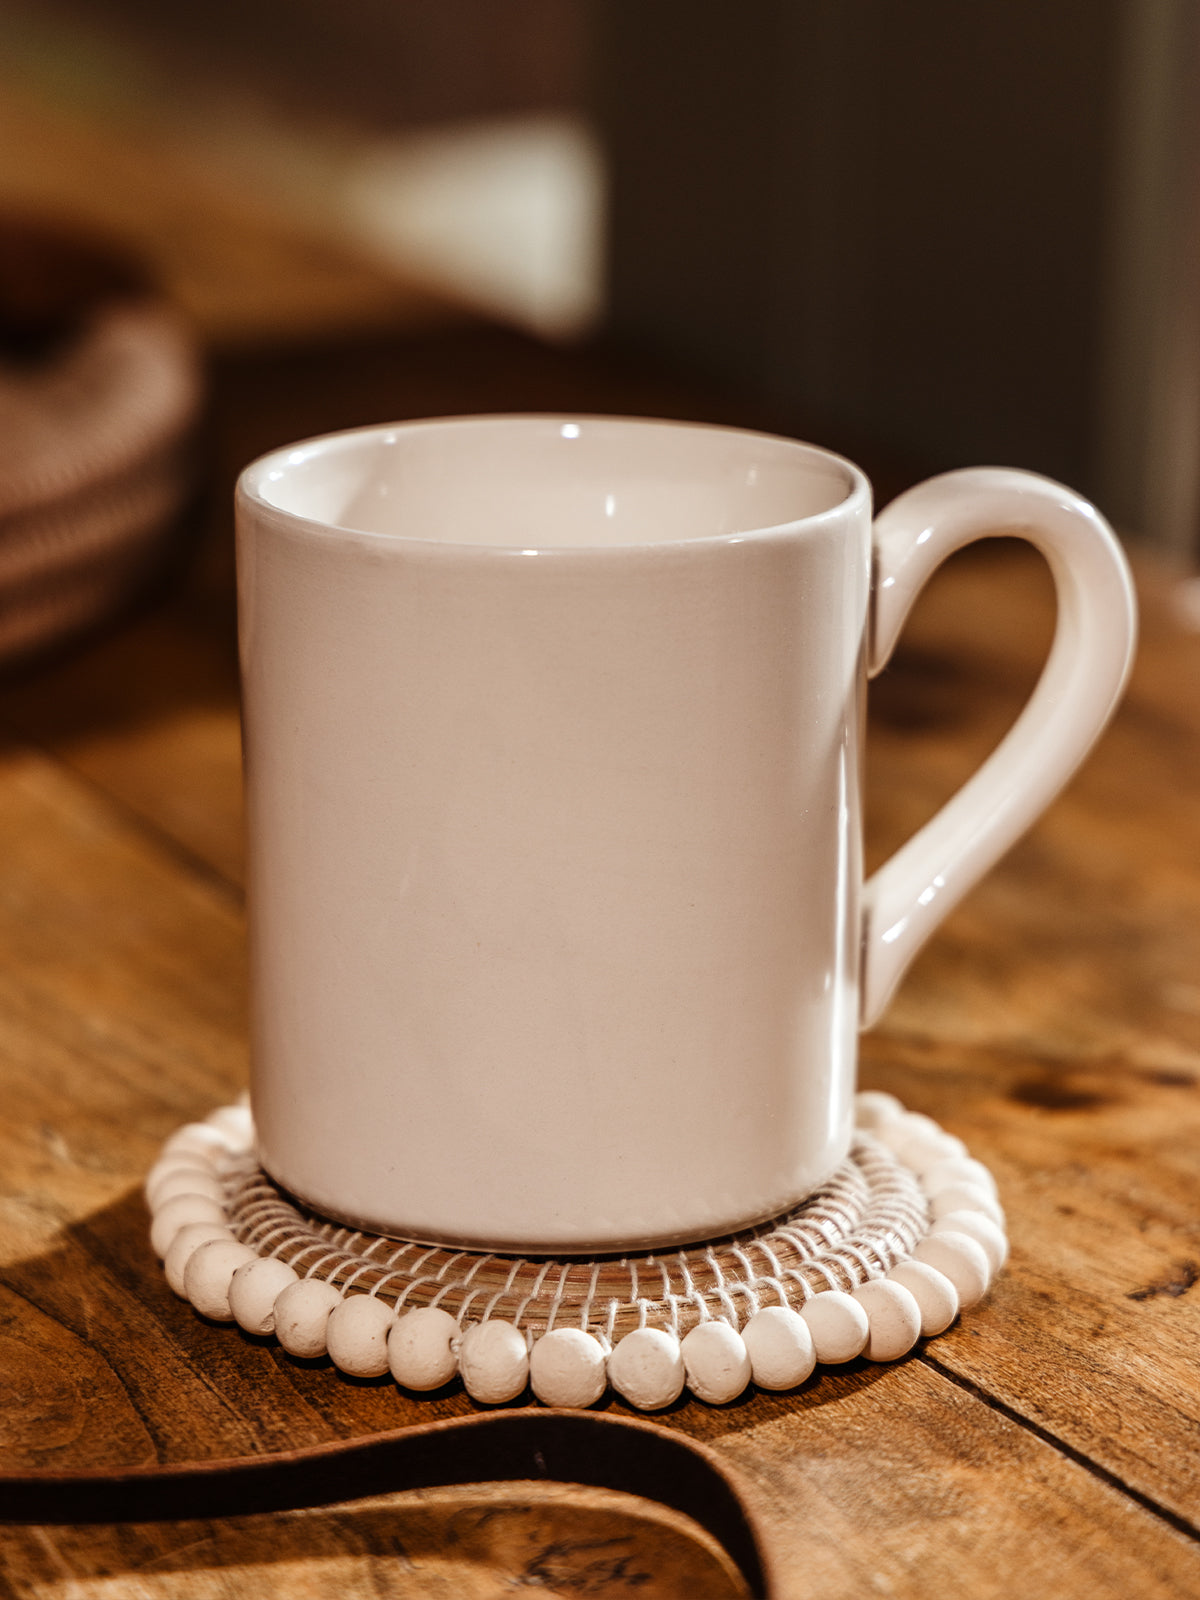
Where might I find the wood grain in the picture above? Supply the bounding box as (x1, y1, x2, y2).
(0, 608, 246, 889)
(2, 331, 1200, 1591)
(858, 546, 1200, 1525)
(679, 1368, 1200, 1599)
(1, 1484, 749, 1599)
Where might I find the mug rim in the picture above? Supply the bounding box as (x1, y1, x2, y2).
(236, 413, 872, 555)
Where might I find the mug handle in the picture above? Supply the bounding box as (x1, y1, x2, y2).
(860, 467, 1137, 1028)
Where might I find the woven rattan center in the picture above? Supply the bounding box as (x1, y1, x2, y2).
(222, 1135, 928, 1343)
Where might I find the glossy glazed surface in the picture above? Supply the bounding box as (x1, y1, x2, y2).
(236, 417, 1134, 1250)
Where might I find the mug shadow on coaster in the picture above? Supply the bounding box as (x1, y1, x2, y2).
(151, 413, 1135, 1410)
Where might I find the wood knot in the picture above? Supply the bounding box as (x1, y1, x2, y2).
(1009, 1076, 1110, 1112)
(1126, 1261, 1199, 1302)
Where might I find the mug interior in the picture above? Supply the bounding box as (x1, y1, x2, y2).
(243, 416, 861, 551)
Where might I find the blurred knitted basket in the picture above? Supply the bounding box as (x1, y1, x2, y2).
(0, 217, 203, 666)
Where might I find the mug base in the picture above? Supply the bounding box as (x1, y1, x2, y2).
(148, 1091, 1005, 1407)
(255, 1142, 855, 1257)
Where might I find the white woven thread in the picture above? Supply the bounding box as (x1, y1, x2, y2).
(217, 1132, 929, 1342)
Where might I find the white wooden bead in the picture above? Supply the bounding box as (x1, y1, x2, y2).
(853, 1279, 922, 1362)
(607, 1327, 686, 1411)
(148, 1165, 224, 1210)
(144, 1154, 209, 1202)
(800, 1290, 869, 1363)
(529, 1328, 608, 1408)
(931, 1210, 1008, 1275)
(274, 1279, 343, 1358)
(205, 1104, 256, 1152)
(914, 1136, 970, 1174)
(163, 1122, 230, 1163)
(902, 1133, 969, 1175)
(742, 1305, 816, 1390)
(150, 1192, 227, 1258)
(143, 1158, 171, 1200)
(163, 1221, 235, 1297)
(875, 1110, 938, 1151)
(458, 1320, 529, 1404)
(681, 1321, 752, 1404)
(228, 1257, 299, 1336)
(183, 1238, 258, 1320)
(389, 1307, 461, 1391)
(929, 1184, 1005, 1229)
(921, 1155, 999, 1199)
(854, 1091, 905, 1129)
(326, 1295, 395, 1377)
(144, 1155, 201, 1202)
(913, 1231, 991, 1309)
(887, 1260, 959, 1335)
(879, 1112, 967, 1172)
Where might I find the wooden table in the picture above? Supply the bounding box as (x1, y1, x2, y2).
(2, 326, 1199, 1597)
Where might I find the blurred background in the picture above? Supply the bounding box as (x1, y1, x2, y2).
(0, 0, 1197, 666)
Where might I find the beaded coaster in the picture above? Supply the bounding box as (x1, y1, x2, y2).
(146, 1093, 1007, 1409)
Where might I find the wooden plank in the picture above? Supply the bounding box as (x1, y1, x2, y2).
(681, 1367, 1200, 1599)
(0, 746, 246, 1273)
(856, 546, 1200, 1524)
(864, 1031, 1200, 1525)
(1, 570, 1199, 1592)
(0, 607, 245, 890)
(2, 432, 1200, 1579)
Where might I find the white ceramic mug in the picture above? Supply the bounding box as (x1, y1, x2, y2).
(236, 416, 1135, 1253)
